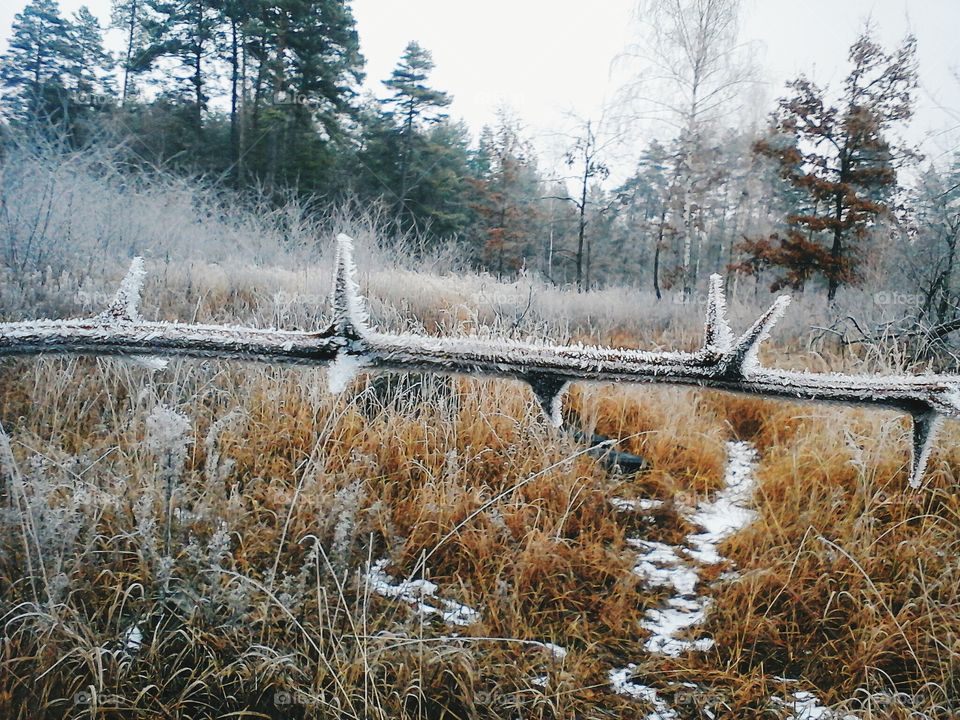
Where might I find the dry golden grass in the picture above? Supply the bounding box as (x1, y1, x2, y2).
(1, 275, 959, 719)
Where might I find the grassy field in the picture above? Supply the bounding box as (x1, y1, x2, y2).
(1, 254, 959, 720)
(1, 149, 958, 719)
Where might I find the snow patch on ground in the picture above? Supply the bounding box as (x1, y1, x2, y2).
(611, 441, 756, 707)
(541, 642, 567, 660)
(364, 558, 480, 627)
(685, 440, 758, 564)
(608, 664, 678, 719)
(628, 539, 698, 594)
(123, 623, 143, 653)
(772, 690, 860, 720)
(611, 497, 664, 512)
(612, 441, 853, 718)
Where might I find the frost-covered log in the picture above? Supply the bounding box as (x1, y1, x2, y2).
(1, 234, 958, 488)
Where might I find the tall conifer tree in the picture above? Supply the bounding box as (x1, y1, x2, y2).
(0, 0, 74, 120)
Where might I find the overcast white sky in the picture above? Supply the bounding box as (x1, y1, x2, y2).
(2, 0, 958, 171)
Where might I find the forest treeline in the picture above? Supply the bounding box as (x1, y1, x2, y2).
(1, 0, 959, 321)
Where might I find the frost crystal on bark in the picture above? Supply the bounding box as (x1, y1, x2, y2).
(327, 352, 368, 394)
(720, 295, 791, 377)
(330, 233, 369, 340)
(910, 410, 941, 489)
(99, 257, 146, 323)
(525, 373, 570, 427)
(704, 273, 734, 352)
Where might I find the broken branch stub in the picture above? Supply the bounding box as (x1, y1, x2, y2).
(1, 234, 957, 488)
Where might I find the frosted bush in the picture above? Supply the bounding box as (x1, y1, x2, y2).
(145, 405, 191, 453)
(203, 408, 246, 485)
(145, 405, 192, 560)
(330, 479, 366, 572)
(0, 428, 87, 607)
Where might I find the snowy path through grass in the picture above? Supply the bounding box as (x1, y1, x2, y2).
(609, 441, 856, 719)
(638, 440, 758, 658)
(608, 441, 758, 715)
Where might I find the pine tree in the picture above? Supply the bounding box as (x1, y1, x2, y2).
(383, 41, 451, 129)
(0, 0, 74, 121)
(906, 160, 960, 324)
(66, 7, 114, 100)
(381, 41, 452, 222)
(471, 112, 542, 276)
(283, 0, 364, 137)
(613, 140, 674, 294)
(140, 0, 226, 138)
(356, 109, 474, 245)
(110, 0, 159, 104)
(406, 120, 474, 240)
(217, 0, 256, 171)
(238, 0, 363, 194)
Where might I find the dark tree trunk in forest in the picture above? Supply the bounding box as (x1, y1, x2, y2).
(396, 102, 416, 224)
(585, 234, 591, 290)
(828, 196, 843, 302)
(653, 208, 666, 300)
(575, 157, 588, 292)
(937, 228, 958, 322)
(189, 0, 205, 141)
(827, 152, 850, 303)
(229, 16, 240, 176)
(121, 1, 137, 105)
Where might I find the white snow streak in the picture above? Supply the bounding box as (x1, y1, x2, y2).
(327, 352, 367, 394)
(611, 498, 664, 512)
(364, 559, 480, 627)
(631, 440, 758, 658)
(610, 441, 758, 707)
(772, 690, 859, 720)
(685, 440, 758, 564)
(608, 664, 678, 719)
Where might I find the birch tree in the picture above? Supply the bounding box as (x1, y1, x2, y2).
(618, 0, 755, 298)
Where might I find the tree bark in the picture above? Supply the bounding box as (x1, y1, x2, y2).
(575, 144, 589, 292)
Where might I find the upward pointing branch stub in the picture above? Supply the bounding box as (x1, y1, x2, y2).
(703, 274, 734, 353)
(98, 257, 145, 323)
(330, 234, 369, 341)
(719, 295, 790, 377)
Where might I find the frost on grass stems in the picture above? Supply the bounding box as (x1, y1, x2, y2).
(330, 479, 366, 574)
(0, 423, 87, 609)
(203, 408, 246, 486)
(145, 405, 191, 560)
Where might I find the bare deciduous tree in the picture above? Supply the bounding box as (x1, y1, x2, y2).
(616, 0, 757, 297)
(546, 118, 612, 292)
